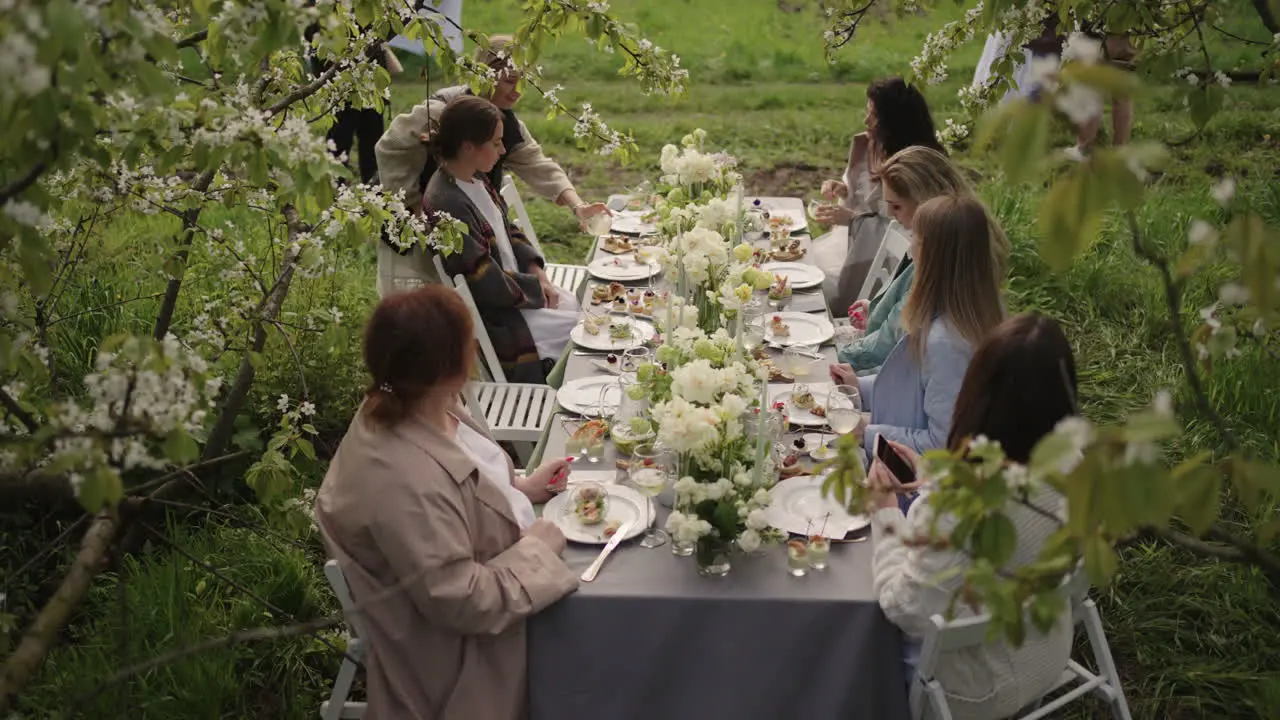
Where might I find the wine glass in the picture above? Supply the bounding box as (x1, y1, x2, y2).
(826, 384, 862, 437)
(807, 198, 827, 221)
(628, 443, 672, 549)
(783, 344, 820, 381)
(741, 300, 766, 355)
(622, 346, 651, 374)
(584, 210, 613, 237)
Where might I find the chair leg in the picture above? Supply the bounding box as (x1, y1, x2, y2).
(1080, 599, 1133, 720)
(322, 658, 359, 720)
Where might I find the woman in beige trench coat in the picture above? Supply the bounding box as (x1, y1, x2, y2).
(317, 285, 579, 720)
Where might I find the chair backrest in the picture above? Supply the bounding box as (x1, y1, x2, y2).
(323, 559, 369, 641)
(376, 241, 434, 298)
(460, 382, 493, 435)
(500, 175, 542, 254)
(431, 251, 448, 286)
(856, 221, 911, 302)
(449, 273, 508, 383)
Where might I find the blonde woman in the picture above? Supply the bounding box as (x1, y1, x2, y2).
(830, 195, 1005, 460)
(836, 147, 1000, 375)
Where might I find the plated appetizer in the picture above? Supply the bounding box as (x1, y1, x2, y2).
(601, 235, 635, 254)
(770, 239, 804, 261)
(583, 315, 602, 335)
(608, 320, 633, 340)
(769, 315, 791, 337)
(767, 275, 792, 301)
(573, 484, 609, 526)
(591, 281, 627, 305)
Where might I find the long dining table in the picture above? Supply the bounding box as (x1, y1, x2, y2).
(526, 197, 910, 720)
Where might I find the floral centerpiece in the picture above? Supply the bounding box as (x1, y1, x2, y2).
(633, 327, 783, 575)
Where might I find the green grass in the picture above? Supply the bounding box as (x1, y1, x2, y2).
(9, 0, 1280, 718)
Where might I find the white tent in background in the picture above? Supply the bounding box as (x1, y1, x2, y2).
(391, 0, 464, 56)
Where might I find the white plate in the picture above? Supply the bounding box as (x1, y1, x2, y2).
(588, 256, 661, 282)
(773, 382, 835, 427)
(765, 312, 834, 347)
(749, 200, 807, 233)
(571, 318, 656, 351)
(763, 475, 869, 538)
(557, 376, 623, 416)
(544, 483, 651, 544)
(611, 210, 658, 235)
(760, 261, 825, 291)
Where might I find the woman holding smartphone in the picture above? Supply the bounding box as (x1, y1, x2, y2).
(866, 313, 1078, 720)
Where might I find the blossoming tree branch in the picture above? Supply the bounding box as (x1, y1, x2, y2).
(821, 0, 1280, 645)
(0, 0, 687, 710)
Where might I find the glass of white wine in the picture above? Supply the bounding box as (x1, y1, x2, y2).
(628, 443, 672, 549)
(783, 344, 820, 381)
(826, 384, 862, 436)
(584, 209, 613, 237)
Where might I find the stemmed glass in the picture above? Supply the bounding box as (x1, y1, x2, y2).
(628, 443, 672, 549)
(826, 384, 862, 438)
(741, 300, 766, 356)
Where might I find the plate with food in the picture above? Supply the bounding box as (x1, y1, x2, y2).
(611, 209, 659, 235)
(750, 202, 807, 234)
(571, 316, 656, 351)
(599, 234, 637, 255)
(760, 261, 824, 290)
(544, 481, 649, 544)
(773, 383, 834, 427)
(589, 281, 627, 306)
(765, 312, 834, 347)
(763, 475, 869, 538)
(557, 376, 623, 416)
(768, 238, 806, 262)
(588, 255, 661, 282)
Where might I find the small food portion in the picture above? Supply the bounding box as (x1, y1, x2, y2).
(573, 484, 609, 526)
(768, 274, 792, 301)
(602, 235, 635, 254)
(769, 315, 791, 337)
(615, 456, 657, 471)
(603, 519, 623, 539)
(605, 353, 620, 367)
(761, 360, 794, 383)
(608, 320, 633, 340)
(583, 315, 602, 335)
(811, 405, 827, 418)
(767, 215, 790, 230)
(770, 239, 804, 261)
(790, 390, 815, 410)
(591, 281, 627, 305)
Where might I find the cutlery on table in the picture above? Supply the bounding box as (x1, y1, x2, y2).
(580, 520, 634, 582)
(767, 344, 824, 359)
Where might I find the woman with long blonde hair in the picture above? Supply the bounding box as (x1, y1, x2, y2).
(831, 194, 1005, 460)
(836, 147, 1008, 375)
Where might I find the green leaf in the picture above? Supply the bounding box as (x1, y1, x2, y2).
(17, 232, 53, 296)
(1175, 465, 1221, 536)
(1028, 431, 1076, 479)
(972, 514, 1017, 567)
(1061, 63, 1140, 96)
(1083, 534, 1118, 585)
(163, 429, 200, 464)
(1000, 102, 1050, 184)
(78, 467, 124, 514)
(1038, 170, 1104, 270)
(1186, 84, 1225, 129)
(295, 438, 317, 461)
(1122, 410, 1179, 443)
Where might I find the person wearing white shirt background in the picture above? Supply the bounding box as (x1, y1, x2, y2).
(865, 312, 1079, 720)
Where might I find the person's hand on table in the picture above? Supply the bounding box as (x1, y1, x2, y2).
(813, 203, 855, 227)
(573, 202, 612, 230)
(526, 518, 568, 555)
(820, 179, 848, 202)
(516, 457, 573, 503)
(530, 267, 561, 309)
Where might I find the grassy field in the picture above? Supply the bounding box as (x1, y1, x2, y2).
(12, 0, 1280, 717)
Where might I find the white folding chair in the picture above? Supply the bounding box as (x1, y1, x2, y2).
(321, 560, 368, 719)
(449, 273, 556, 461)
(910, 572, 1132, 720)
(500, 175, 590, 298)
(856, 221, 911, 303)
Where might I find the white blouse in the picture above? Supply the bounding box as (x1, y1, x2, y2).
(871, 484, 1073, 720)
(453, 417, 536, 530)
(456, 178, 579, 361)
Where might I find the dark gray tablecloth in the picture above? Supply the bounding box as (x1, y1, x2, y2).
(526, 196, 908, 720)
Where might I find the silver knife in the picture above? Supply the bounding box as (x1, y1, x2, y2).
(580, 520, 634, 582)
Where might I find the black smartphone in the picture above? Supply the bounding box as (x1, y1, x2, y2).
(875, 435, 917, 486)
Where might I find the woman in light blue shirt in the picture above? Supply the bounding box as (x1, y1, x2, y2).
(838, 147, 1009, 376)
(831, 194, 1005, 460)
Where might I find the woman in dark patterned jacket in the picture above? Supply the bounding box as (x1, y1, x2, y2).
(422, 96, 579, 384)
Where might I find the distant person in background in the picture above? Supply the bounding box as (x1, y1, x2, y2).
(422, 96, 580, 384)
(867, 313, 1078, 718)
(424, 0, 465, 55)
(1070, 29, 1136, 158)
(810, 77, 945, 315)
(375, 35, 609, 294)
(835, 147, 1006, 377)
(305, 24, 390, 184)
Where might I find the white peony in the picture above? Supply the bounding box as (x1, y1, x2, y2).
(745, 508, 769, 531)
(737, 528, 762, 553)
(671, 359, 724, 404)
(653, 397, 721, 452)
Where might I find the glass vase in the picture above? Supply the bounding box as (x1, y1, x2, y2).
(695, 535, 733, 577)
